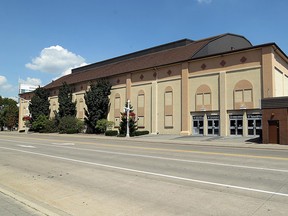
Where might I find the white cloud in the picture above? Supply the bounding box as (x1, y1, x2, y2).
(19, 77, 42, 86)
(52, 62, 88, 81)
(26, 45, 87, 75)
(0, 75, 13, 92)
(197, 0, 212, 4)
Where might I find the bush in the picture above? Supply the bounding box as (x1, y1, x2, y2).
(58, 116, 84, 134)
(30, 115, 49, 132)
(40, 119, 58, 133)
(105, 130, 118, 136)
(133, 130, 149, 136)
(95, 119, 114, 134)
(30, 115, 58, 133)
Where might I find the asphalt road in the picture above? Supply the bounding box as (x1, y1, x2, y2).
(0, 133, 287, 216)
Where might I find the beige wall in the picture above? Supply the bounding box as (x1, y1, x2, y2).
(19, 44, 288, 137)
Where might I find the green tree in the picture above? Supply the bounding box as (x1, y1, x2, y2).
(29, 87, 50, 122)
(119, 102, 137, 136)
(84, 79, 112, 133)
(0, 97, 18, 131)
(58, 82, 76, 118)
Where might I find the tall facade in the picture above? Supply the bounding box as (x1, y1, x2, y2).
(19, 33, 288, 138)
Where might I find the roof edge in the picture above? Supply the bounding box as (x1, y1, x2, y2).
(72, 38, 194, 73)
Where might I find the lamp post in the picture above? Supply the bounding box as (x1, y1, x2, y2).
(124, 99, 131, 138)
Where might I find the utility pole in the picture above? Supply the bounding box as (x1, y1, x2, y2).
(124, 99, 131, 138)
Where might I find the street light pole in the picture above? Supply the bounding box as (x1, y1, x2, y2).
(126, 99, 130, 138)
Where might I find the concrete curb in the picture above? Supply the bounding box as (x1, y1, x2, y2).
(0, 184, 70, 216)
(18, 132, 288, 151)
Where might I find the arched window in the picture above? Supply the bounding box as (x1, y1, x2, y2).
(164, 86, 173, 128)
(78, 98, 84, 119)
(51, 102, 57, 117)
(234, 80, 253, 109)
(137, 90, 145, 128)
(195, 84, 212, 111)
(114, 94, 121, 127)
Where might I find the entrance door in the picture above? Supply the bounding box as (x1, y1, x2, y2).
(193, 116, 204, 135)
(207, 116, 219, 136)
(268, 120, 279, 144)
(230, 115, 243, 136)
(247, 115, 262, 136)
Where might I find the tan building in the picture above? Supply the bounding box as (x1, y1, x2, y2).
(19, 33, 288, 137)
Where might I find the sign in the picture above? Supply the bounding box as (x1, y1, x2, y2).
(229, 115, 243, 120)
(247, 114, 262, 119)
(207, 115, 219, 120)
(193, 116, 204, 120)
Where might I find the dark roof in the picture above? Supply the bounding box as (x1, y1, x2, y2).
(262, 97, 288, 109)
(44, 33, 252, 89)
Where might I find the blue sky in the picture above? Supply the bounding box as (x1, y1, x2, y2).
(0, 0, 287, 99)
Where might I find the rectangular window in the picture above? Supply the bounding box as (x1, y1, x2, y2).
(138, 95, 144, 108)
(165, 115, 173, 128)
(196, 94, 203, 105)
(115, 97, 120, 109)
(203, 93, 211, 105)
(138, 116, 144, 128)
(165, 92, 173, 106)
(114, 117, 120, 127)
(235, 90, 243, 102)
(243, 89, 252, 102)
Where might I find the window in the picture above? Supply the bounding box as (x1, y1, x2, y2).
(114, 94, 121, 127)
(78, 98, 84, 119)
(164, 87, 173, 128)
(195, 85, 212, 111)
(234, 80, 253, 109)
(137, 90, 145, 128)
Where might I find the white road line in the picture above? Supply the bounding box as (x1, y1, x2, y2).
(51, 143, 75, 146)
(1, 138, 288, 173)
(0, 146, 288, 198)
(17, 145, 36, 148)
(53, 147, 288, 173)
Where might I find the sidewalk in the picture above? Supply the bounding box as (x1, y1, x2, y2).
(2, 130, 288, 150)
(0, 190, 46, 216)
(129, 134, 288, 150)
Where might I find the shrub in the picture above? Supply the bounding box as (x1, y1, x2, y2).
(40, 119, 58, 133)
(30, 115, 49, 132)
(30, 115, 58, 133)
(105, 130, 118, 136)
(95, 119, 114, 134)
(133, 130, 149, 136)
(58, 116, 84, 134)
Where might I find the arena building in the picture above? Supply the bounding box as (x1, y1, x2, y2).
(19, 33, 288, 138)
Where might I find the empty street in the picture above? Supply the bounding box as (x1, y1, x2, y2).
(0, 133, 288, 216)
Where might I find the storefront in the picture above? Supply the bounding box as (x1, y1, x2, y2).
(262, 97, 288, 145)
(192, 112, 261, 137)
(192, 114, 219, 136)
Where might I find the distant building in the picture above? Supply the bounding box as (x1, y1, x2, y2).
(19, 83, 38, 94)
(18, 33, 288, 143)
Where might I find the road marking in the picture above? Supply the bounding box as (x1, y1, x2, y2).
(51, 142, 75, 146)
(43, 145, 288, 173)
(0, 146, 288, 198)
(1, 138, 288, 173)
(17, 145, 36, 148)
(1, 136, 288, 161)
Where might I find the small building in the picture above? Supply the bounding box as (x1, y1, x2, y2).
(262, 97, 288, 144)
